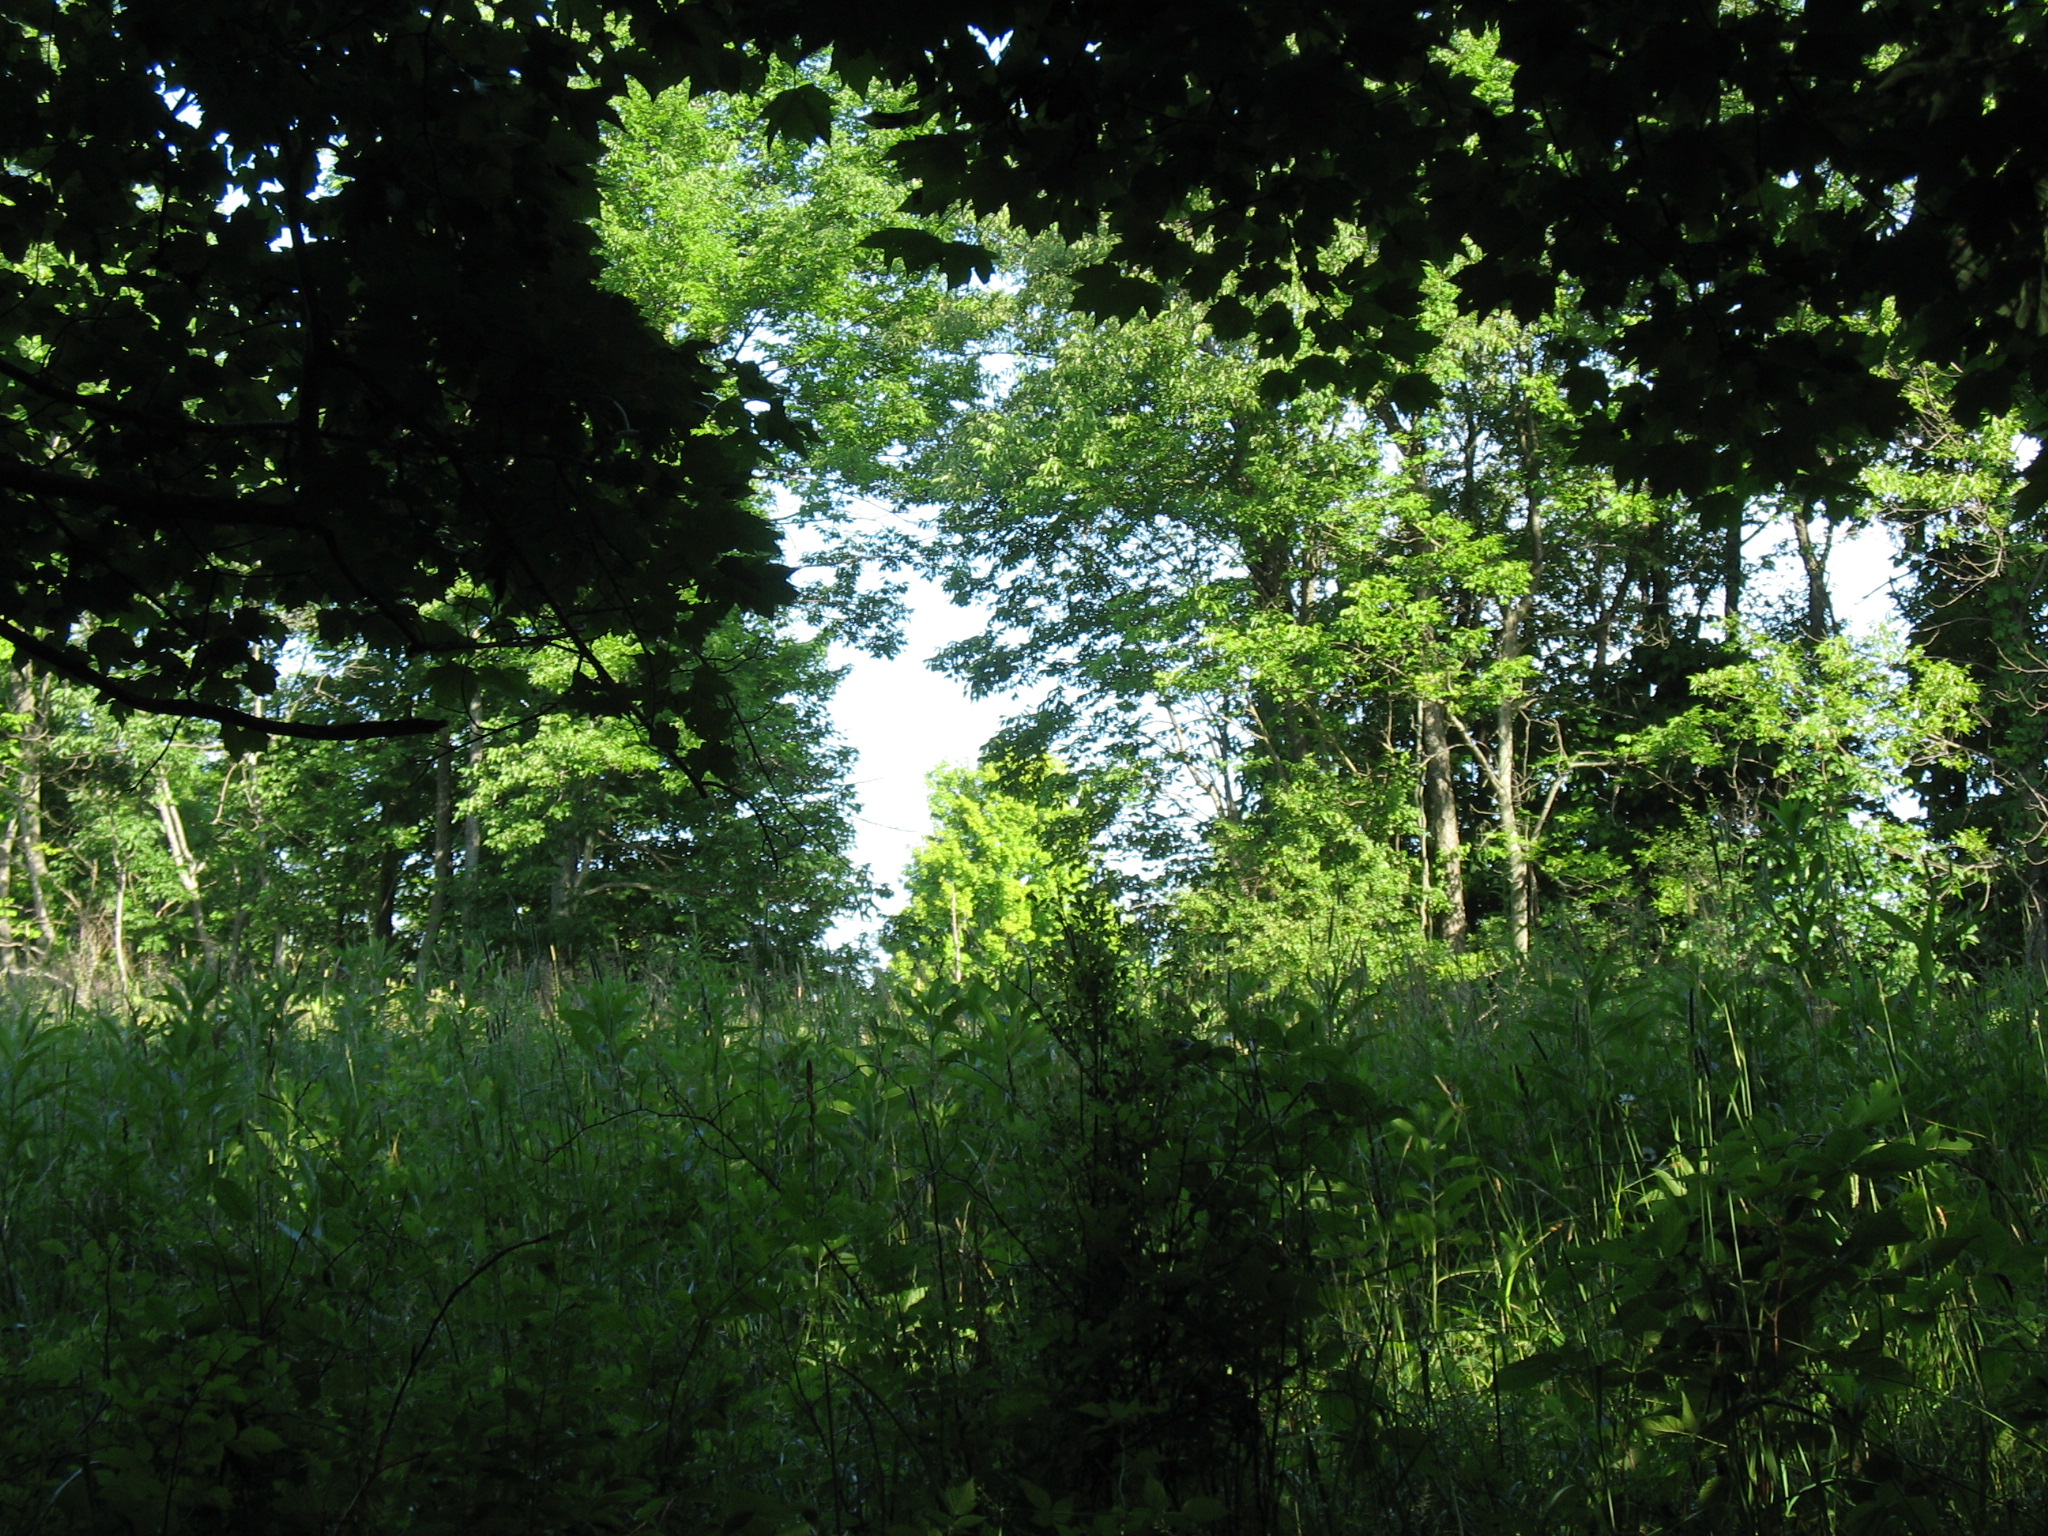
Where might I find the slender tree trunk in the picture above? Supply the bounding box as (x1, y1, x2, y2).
(1495, 700, 1531, 957)
(1724, 505, 1745, 623)
(153, 768, 215, 960)
(226, 900, 249, 971)
(372, 844, 400, 945)
(112, 850, 131, 993)
(0, 812, 16, 970)
(1588, 572, 1627, 684)
(548, 830, 591, 954)
(2025, 864, 2048, 981)
(230, 755, 266, 973)
(1415, 759, 1431, 940)
(1790, 501, 1835, 642)
(18, 786, 55, 955)
(1244, 528, 1311, 773)
(1643, 560, 1673, 651)
(1495, 592, 1537, 957)
(550, 841, 573, 929)
(75, 858, 103, 995)
(459, 800, 482, 939)
(948, 883, 965, 984)
(461, 702, 485, 941)
(1419, 698, 1467, 950)
(1499, 405, 1544, 958)
(417, 727, 455, 985)
(12, 671, 58, 956)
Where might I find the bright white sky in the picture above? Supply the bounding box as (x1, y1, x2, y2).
(817, 518, 1909, 954)
(1814, 519, 1903, 633)
(820, 568, 1029, 949)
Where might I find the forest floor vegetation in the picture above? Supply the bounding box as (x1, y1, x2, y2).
(2, 939, 2045, 1535)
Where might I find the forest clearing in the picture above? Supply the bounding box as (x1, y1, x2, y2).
(5, 2, 2048, 1531)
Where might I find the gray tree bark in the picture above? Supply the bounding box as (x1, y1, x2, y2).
(1419, 698, 1467, 950)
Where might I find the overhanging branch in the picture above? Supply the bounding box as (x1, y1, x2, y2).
(0, 617, 443, 741)
(0, 457, 317, 532)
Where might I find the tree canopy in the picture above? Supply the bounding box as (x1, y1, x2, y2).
(797, 0, 2046, 508)
(2, 0, 809, 761)
(5, 0, 2041, 759)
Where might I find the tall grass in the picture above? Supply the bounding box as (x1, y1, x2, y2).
(1, 940, 2044, 1533)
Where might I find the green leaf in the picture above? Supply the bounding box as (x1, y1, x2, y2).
(219, 720, 268, 759)
(834, 51, 881, 98)
(761, 83, 834, 145)
(209, 1172, 256, 1223)
(858, 229, 996, 286)
(1256, 366, 1302, 406)
(1204, 295, 1256, 340)
(1293, 353, 1349, 392)
(1069, 262, 1165, 320)
(1494, 1351, 1566, 1391)
(1841, 1206, 1917, 1258)
(232, 1425, 286, 1456)
(1386, 369, 1441, 413)
(1852, 1141, 1937, 1175)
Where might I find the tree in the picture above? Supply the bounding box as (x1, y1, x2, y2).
(450, 621, 868, 967)
(0, 614, 869, 984)
(872, 245, 1735, 963)
(600, 68, 998, 530)
(0, 23, 912, 983)
(795, 0, 2047, 515)
(886, 758, 1102, 987)
(0, 670, 258, 983)
(1865, 372, 2048, 967)
(3, 0, 802, 762)
(15, 0, 2041, 763)
(1620, 626, 1982, 982)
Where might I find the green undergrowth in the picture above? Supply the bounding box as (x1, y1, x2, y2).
(2, 944, 2046, 1535)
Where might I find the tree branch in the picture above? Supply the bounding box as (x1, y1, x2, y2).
(1445, 708, 1512, 800)
(0, 618, 443, 741)
(0, 456, 316, 531)
(0, 356, 295, 436)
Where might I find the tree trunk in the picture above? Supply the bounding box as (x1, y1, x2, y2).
(2025, 864, 2048, 981)
(12, 670, 58, 957)
(1790, 501, 1835, 642)
(1724, 504, 1745, 623)
(1495, 699, 1532, 957)
(461, 703, 485, 941)
(548, 829, 591, 954)
(372, 844, 401, 945)
(229, 753, 267, 973)
(0, 813, 16, 970)
(153, 768, 215, 960)
(1499, 405, 1543, 958)
(1643, 559, 1673, 651)
(416, 727, 455, 985)
(18, 789, 56, 957)
(1419, 698, 1467, 950)
(1494, 582, 1536, 957)
(112, 850, 131, 993)
(948, 883, 965, 984)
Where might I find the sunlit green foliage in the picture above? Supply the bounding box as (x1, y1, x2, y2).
(885, 758, 1102, 985)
